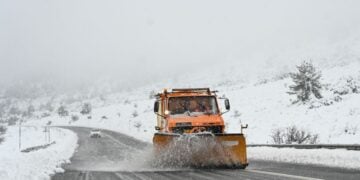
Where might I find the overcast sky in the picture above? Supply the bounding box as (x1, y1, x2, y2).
(1, 0, 360, 87)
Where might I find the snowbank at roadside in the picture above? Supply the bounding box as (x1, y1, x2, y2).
(0, 126, 78, 180)
(248, 147, 360, 169)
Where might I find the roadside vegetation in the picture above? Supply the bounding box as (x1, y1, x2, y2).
(271, 125, 319, 144)
(0, 124, 7, 144)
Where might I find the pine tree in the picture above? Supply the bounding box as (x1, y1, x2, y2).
(80, 103, 92, 115)
(288, 61, 322, 103)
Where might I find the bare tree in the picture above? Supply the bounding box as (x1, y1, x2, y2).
(271, 128, 284, 144)
(270, 125, 319, 144)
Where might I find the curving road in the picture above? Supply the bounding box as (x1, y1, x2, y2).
(51, 127, 360, 180)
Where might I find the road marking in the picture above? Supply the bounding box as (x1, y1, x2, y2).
(246, 169, 324, 180)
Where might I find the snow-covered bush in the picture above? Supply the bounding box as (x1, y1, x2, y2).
(71, 114, 79, 122)
(271, 128, 283, 144)
(7, 116, 19, 126)
(0, 124, 7, 144)
(134, 121, 142, 131)
(232, 110, 241, 118)
(254, 79, 269, 86)
(9, 106, 21, 115)
(273, 72, 290, 81)
(307, 76, 360, 109)
(331, 76, 360, 96)
(308, 98, 335, 109)
(26, 105, 35, 117)
(45, 101, 54, 112)
(80, 103, 92, 115)
(132, 110, 138, 118)
(123, 99, 131, 105)
(41, 112, 51, 118)
(57, 106, 69, 117)
(288, 61, 323, 104)
(271, 126, 319, 144)
(149, 90, 157, 99)
(344, 124, 358, 135)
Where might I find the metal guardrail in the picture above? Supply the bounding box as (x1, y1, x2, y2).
(21, 141, 56, 153)
(247, 144, 360, 151)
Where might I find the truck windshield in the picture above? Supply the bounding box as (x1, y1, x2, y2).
(168, 96, 219, 116)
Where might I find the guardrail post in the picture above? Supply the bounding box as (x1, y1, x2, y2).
(18, 119, 22, 151)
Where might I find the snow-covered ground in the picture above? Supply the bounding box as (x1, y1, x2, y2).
(248, 147, 360, 169)
(0, 126, 78, 180)
(25, 60, 360, 144)
(19, 60, 360, 170)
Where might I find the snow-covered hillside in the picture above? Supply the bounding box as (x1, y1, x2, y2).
(22, 60, 360, 144)
(0, 127, 78, 180)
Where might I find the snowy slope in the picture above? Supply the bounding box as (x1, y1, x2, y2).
(0, 127, 78, 180)
(221, 61, 360, 144)
(25, 60, 360, 145)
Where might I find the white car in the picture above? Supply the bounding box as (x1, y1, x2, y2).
(89, 129, 102, 138)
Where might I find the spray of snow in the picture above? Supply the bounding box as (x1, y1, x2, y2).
(149, 133, 241, 168)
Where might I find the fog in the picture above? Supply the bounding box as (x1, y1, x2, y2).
(1, 0, 360, 88)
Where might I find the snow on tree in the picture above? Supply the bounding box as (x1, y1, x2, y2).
(7, 116, 19, 126)
(57, 105, 69, 117)
(0, 124, 6, 144)
(45, 101, 54, 112)
(27, 104, 35, 117)
(80, 103, 92, 115)
(288, 61, 322, 103)
(9, 106, 21, 115)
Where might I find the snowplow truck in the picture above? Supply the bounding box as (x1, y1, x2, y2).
(153, 88, 248, 168)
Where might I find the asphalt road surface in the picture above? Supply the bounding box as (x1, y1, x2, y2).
(51, 127, 360, 180)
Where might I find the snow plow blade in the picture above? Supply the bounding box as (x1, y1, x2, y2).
(152, 133, 248, 168)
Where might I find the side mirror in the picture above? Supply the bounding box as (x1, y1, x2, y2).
(225, 99, 230, 110)
(154, 101, 159, 113)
